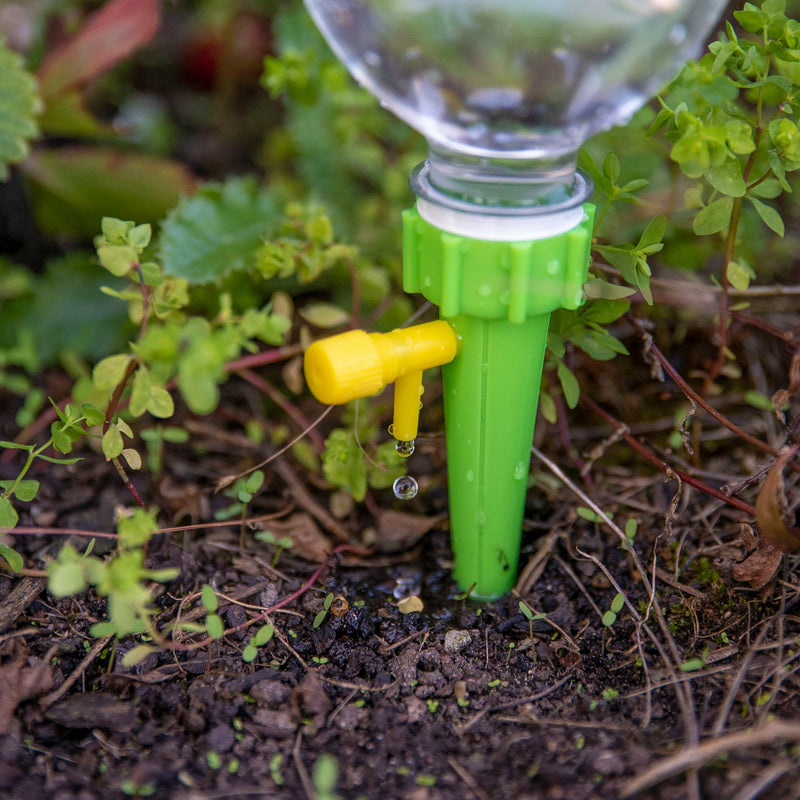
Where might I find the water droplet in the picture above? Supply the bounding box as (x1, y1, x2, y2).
(476, 510, 487, 526)
(514, 462, 527, 480)
(395, 439, 415, 458)
(393, 475, 419, 500)
(478, 284, 492, 297)
(547, 259, 560, 275)
(423, 276, 432, 287)
(466, 470, 474, 482)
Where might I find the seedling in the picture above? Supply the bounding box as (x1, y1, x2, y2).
(242, 623, 275, 663)
(313, 592, 335, 628)
(201, 585, 224, 640)
(602, 593, 626, 628)
(519, 599, 547, 649)
(254, 530, 294, 566)
(311, 754, 341, 800)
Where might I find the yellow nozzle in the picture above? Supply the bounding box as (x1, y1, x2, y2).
(304, 320, 458, 441)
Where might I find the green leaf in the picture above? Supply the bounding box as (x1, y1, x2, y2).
(101, 217, 132, 242)
(21, 147, 195, 238)
(299, 302, 350, 328)
(0, 544, 23, 572)
(0, 479, 39, 502)
(81, 403, 106, 427)
(93, 354, 133, 391)
(726, 260, 755, 291)
(602, 610, 617, 627)
(47, 559, 86, 597)
(159, 177, 278, 283)
(147, 385, 174, 419)
(102, 425, 124, 460)
(253, 624, 274, 646)
(748, 197, 785, 237)
(637, 216, 666, 249)
(582, 279, 635, 301)
(242, 643, 259, 662)
(206, 613, 224, 640)
(128, 223, 152, 250)
(129, 367, 152, 417)
(557, 363, 580, 409)
(610, 593, 625, 614)
(0, 40, 41, 180)
(538, 391, 557, 424)
(707, 160, 746, 197)
(121, 645, 159, 667)
(693, 196, 733, 235)
(97, 244, 138, 277)
(201, 585, 218, 612)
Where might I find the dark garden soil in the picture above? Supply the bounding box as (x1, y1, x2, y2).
(2, 322, 800, 800)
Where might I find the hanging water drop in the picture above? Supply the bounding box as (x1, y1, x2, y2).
(393, 475, 419, 500)
(395, 439, 415, 458)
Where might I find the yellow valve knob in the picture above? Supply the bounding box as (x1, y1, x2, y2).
(304, 320, 458, 442)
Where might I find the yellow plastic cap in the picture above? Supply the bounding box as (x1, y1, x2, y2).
(304, 329, 387, 405)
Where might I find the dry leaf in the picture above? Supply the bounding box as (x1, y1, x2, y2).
(755, 448, 800, 552)
(256, 512, 332, 562)
(290, 669, 330, 733)
(731, 538, 783, 589)
(0, 651, 54, 734)
(375, 510, 447, 553)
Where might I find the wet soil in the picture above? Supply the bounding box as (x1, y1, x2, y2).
(2, 351, 800, 800)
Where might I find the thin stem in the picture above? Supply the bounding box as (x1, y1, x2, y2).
(581, 395, 756, 516)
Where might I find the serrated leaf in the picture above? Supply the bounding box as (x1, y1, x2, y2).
(0, 544, 23, 572)
(0, 40, 41, 180)
(159, 177, 278, 283)
(749, 197, 785, 237)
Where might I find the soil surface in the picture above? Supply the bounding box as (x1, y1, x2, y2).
(2, 323, 800, 800)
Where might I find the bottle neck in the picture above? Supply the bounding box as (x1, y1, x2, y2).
(409, 144, 592, 241)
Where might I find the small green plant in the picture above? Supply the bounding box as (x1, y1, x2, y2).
(519, 599, 546, 648)
(269, 753, 285, 786)
(311, 754, 342, 800)
(242, 623, 275, 663)
(46, 507, 178, 640)
(254, 530, 295, 566)
(201, 585, 224, 640)
(313, 592, 335, 628)
(602, 593, 626, 628)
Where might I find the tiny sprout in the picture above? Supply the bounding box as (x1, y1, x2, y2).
(313, 593, 335, 628)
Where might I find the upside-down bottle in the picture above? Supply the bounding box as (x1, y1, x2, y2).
(301, 0, 727, 598)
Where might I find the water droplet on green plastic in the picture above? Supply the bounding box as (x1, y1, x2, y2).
(514, 462, 527, 480)
(476, 510, 487, 526)
(393, 475, 418, 500)
(466, 470, 474, 482)
(478, 284, 491, 297)
(395, 439, 415, 458)
(547, 259, 560, 275)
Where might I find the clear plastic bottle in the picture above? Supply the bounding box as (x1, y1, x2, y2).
(303, 0, 727, 208)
